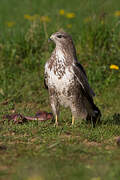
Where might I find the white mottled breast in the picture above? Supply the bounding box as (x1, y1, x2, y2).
(46, 63, 73, 89)
(45, 51, 74, 107)
(56, 49, 65, 60)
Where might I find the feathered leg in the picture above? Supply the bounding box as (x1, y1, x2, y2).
(70, 102, 87, 125)
(50, 97, 59, 126)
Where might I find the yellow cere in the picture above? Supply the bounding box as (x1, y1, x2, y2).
(66, 13, 75, 18)
(110, 64, 119, 70)
(59, 9, 65, 15)
(6, 21, 15, 27)
(114, 10, 120, 17)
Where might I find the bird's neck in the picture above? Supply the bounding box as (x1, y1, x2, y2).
(55, 48, 65, 62)
(54, 45, 77, 65)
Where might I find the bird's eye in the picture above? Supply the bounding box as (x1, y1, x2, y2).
(57, 35, 62, 38)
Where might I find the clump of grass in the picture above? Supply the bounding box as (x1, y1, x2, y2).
(79, 15, 120, 61)
(25, 19, 47, 54)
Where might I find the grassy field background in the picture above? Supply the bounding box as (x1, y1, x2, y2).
(0, 0, 120, 179)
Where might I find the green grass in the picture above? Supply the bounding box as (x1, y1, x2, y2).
(0, 0, 120, 179)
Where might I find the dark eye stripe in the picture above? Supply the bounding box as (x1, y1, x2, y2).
(57, 35, 62, 38)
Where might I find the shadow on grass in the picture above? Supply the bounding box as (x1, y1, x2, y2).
(103, 113, 120, 125)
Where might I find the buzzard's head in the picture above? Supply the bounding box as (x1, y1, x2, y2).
(49, 31, 73, 47)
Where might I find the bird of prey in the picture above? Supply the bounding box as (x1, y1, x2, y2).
(44, 31, 101, 126)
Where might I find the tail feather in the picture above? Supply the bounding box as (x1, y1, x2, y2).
(86, 104, 101, 127)
(81, 85, 101, 126)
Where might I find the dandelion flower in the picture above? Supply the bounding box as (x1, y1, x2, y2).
(110, 64, 119, 70)
(66, 24, 72, 28)
(84, 16, 92, 23)
(66, 13, 75, 19)
(6, 21, 15, 27)
(24, 14, 39, 21)
(24, 14, 32, 20)
(40, 16, 51, 22)
(114, 11, 120, 17)
(91, 177, 101, 180)
(59, 9, 65, 15)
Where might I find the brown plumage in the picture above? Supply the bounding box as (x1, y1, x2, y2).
(44, 31, 101, 126)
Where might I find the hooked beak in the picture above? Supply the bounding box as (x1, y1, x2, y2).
(48, 37, 52, 42)
(48, 34, 55, 42)
(48, 37, 52, 43)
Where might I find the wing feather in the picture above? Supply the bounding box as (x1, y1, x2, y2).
(72, 62, 95, 99)
(44, 76, 48, 89)
(44, 63, 48, 90)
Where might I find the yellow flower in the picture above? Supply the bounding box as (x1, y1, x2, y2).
(59, 9, 65, 15)
(24, 14, 39, 21)
(66, 24, 72, 28)
(91, 177, 101, 180)
(110, 64, 119, 70)
(40, 16, 51, 22)
(84, 16, 92, 23)
(24, 14, 32, 20)
(66, 13, 75, 19)
(6, 21, 15, 27)
(114, 10, 120, 17)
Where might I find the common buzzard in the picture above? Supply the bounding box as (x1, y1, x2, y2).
(44, 31, 101, 126)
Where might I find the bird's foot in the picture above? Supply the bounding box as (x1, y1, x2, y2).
(72, 116, 75, 126)
(54, 115, 58, 127)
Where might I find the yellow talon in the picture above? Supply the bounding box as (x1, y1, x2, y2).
(55, 115, 58, 126)
(72, 116, 75, 125)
